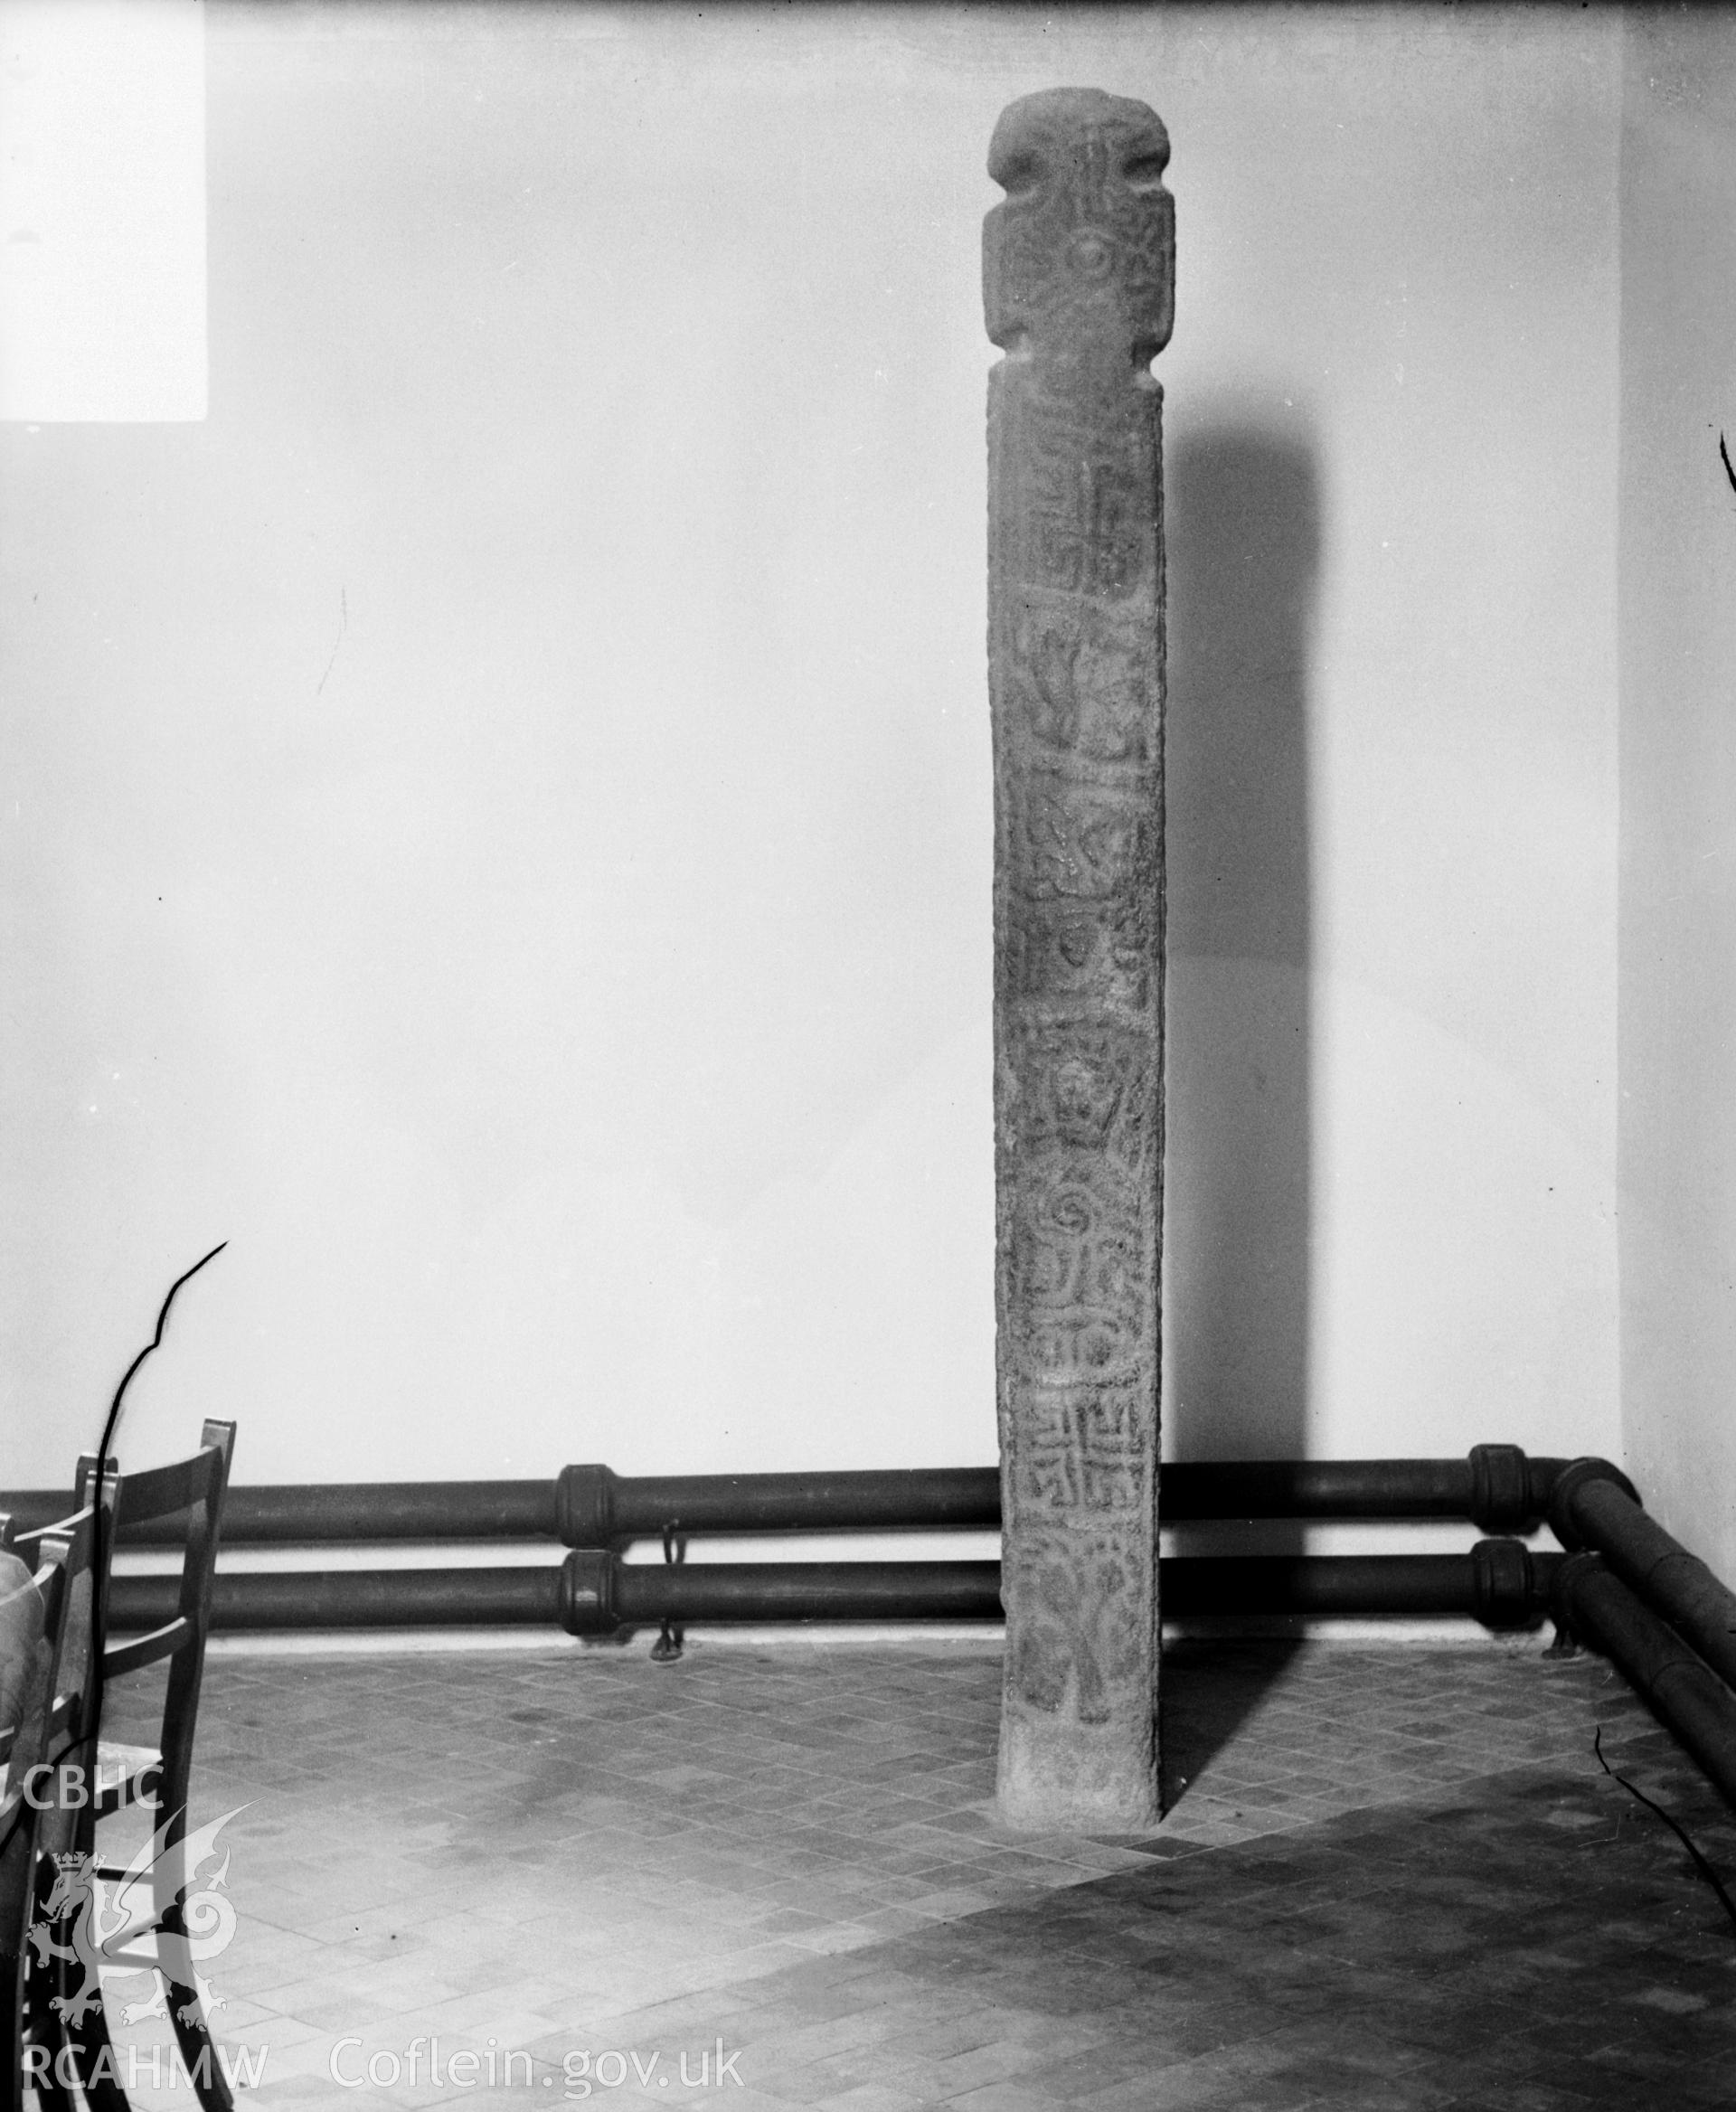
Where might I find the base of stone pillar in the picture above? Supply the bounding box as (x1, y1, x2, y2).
(996, 1717, 1160, 1834)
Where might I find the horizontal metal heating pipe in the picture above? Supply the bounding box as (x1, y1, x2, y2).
(0, 1479, 563, 1546)
(0, 1446, 1572, 1545)
(101, 1542, 1558, 1636)
(1550, 1461, 1736, 1694)
(61, 1448, 1736, 1816)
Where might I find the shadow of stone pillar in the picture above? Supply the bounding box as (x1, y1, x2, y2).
(986, 87, 1173, 1831)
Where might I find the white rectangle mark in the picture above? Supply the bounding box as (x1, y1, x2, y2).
(0, 0, 206, 422)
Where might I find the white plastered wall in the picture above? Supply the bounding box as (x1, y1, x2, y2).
(1616, 14, 1736, 1589)
(2, 8, 1623, 1582)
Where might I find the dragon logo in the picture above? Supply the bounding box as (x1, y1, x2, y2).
(27, 1806, 247, 2031)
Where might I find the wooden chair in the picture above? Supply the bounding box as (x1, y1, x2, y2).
(5, 1423, 235, 2110)
(0, 1504, 102, 2112)
(53, 1420, 238, 2112)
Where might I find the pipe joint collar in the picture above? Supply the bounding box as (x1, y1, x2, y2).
(1470, 1538, 1539, 1628)
(1467, 1445, 1533, 1533)
(561, 1550, 617, 1636)
(558, 1465, 616, 1549)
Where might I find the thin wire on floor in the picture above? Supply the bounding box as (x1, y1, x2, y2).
(1595, 1724, 1736, 1940)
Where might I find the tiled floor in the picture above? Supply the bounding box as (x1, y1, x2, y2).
(52, 1635, 1736, 2109)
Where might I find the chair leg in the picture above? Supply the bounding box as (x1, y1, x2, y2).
(16, 2034, 78, 2112)
(2, 1832, 48, 2112)
(24, 2037, 87, 2112)
(2, 1943, 28, 2112)
(137, 1820, 233, 2112)
(19, 1965, 76, 2112)
(18, 1859, 81, 2112)
(165, 1964, 234, 2112)
(20, 1826, 138, 2112)
(65, 1990, 133, 2111)
(55, 1804, 129, 2111)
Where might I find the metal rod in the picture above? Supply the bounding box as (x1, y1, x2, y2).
(0, 1480, 559, 1546)
(2, 1446, 1572, 1546)
(1162, 1544, 1558, 1625)
(108, 1565, 564, 1631)
(102, 1546, 1553, 1635)
(609, 1559, 1005, 1627)
(1165, 1450, 1568, 1532)
(1552, 1552, 1736, 1815)
(558, 1466, 1003, 1542)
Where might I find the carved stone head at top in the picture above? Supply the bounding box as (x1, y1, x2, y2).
(985, 87, 1175, 378)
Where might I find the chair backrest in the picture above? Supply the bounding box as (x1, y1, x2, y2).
(76, 1420, 235, 1824)
(4, 1504, 107, 1782)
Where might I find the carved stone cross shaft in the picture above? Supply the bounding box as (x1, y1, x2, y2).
(986, 87, 1173, 1830)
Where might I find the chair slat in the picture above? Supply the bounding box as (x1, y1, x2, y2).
(103, 1617, 191, 1679)
(108, 1449, 222, 1528)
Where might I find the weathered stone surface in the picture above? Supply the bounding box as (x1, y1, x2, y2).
(986, 87, 1172, 1830)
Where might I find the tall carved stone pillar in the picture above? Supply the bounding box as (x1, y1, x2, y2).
(986, 88, 1173, 1830)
